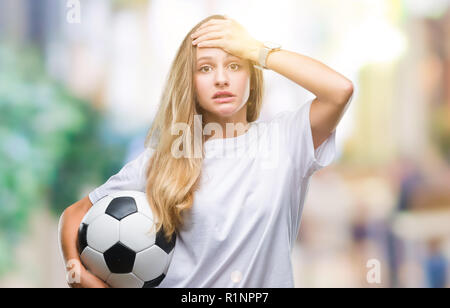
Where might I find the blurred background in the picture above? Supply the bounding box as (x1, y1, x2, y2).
(0, 0, 449, 288)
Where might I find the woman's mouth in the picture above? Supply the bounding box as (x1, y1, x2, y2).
(213, 96, 236, 103)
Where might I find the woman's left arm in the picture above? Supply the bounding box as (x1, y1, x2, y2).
(191, 16, 354, 150)
(252, 48, 354, 150)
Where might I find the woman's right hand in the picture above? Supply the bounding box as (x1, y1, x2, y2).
(59, 195, 110, 288)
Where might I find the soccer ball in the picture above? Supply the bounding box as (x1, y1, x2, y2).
(77, 190, 176, 288)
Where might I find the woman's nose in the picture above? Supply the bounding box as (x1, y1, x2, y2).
(214, 69, 229, 87)
(215, 79, 229, 87)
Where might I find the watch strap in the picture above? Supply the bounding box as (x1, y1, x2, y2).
(254, 42, 281, 70)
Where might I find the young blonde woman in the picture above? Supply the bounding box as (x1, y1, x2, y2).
(59, 14, 353, 288)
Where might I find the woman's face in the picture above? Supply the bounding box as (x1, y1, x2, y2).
(194, 47, 251, 122)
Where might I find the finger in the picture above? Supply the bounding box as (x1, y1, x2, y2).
(197, 22, 224, 34)
(196, 39, 224, 48)
(191, 25, 222, 39)
(198, 19, 226, 31)
(193, 32, 225, 45)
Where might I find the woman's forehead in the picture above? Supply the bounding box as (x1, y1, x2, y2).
(196, 48, 241, 61)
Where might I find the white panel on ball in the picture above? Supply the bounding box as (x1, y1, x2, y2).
(80, 246, 111, 282)
(163, 249, 174, 275)
(87, 215, 120, 253)
(107, 273, 144, 288)
(133, 192, 155, 222)
(133, 245, 168, 282)
(109, 190, 141, 201)
(119, 213, 156, 252)
(82, 195, 113, 225)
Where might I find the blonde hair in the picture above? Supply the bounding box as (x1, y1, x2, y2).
(144, 15, 264, 242)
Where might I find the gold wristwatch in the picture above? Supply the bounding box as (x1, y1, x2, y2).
(255, 41, 282, 70)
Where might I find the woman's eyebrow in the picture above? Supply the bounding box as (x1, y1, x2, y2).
(197, 55, 240, 62)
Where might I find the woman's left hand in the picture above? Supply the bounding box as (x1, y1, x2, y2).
(191, 16, 263, 63)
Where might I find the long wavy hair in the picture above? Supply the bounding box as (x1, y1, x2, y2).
(144, 15, 264, 242)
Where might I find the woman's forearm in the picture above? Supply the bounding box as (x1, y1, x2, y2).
(249, 44, 353, 105)
(58, 196, 92, 284)
(59, 207, 84, 262)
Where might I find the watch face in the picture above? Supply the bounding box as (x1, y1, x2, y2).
(264, 41, 281, 49)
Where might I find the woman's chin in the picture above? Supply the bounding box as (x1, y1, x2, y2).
(213, 103, 239, 116)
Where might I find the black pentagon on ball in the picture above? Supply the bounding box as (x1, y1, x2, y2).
(155, 228, 176, 254)
(143, 274, 166, 288)
(77, 223, 88, 254)
(104, 242, 136, 273)
(105, 196, 138, 221)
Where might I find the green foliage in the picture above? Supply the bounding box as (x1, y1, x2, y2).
(0, 43, 128, 276)
(111, 0, 149, 11)
(431, 104, 450, 164)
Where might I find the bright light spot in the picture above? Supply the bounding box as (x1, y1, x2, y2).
(341, 17, 408, 65)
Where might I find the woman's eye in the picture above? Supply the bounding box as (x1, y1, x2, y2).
(199, 66, 211, 73)
(199, 63, 240, 73)
(230, 63, 240, 70)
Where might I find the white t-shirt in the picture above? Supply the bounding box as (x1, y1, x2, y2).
(88, 97, 337, 288)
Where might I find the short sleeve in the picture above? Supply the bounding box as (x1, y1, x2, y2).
(272, 97, 337, 178)
(88, 147, 154, 205)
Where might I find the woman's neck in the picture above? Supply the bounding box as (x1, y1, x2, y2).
(202, 118, 250, 142)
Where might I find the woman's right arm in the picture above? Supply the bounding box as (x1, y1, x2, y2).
(58, 195, 110, 288)
(58, 147, 154, 287)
